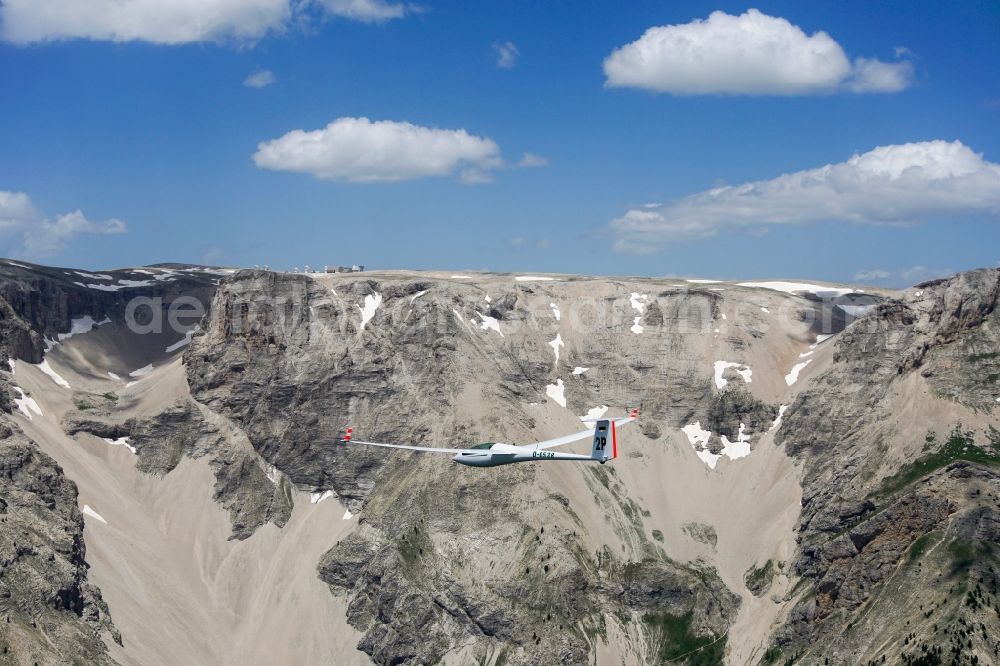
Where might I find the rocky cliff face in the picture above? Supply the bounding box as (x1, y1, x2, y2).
(2, 259, 996, 665)
(183, 271, 762, 664)
(0, 260, 223, 663)
(770, 268, 1000, 664)
(0, 378, 118, 664)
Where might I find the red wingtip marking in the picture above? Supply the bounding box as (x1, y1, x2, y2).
(612, 420, 618, 459)
(344, 427, 353, 442)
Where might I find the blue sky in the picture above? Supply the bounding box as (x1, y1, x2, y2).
(1, 0, 998, 285)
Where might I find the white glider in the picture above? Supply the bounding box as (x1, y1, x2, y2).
(342, 410, 639, 467)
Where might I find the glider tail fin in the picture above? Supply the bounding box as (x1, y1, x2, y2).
(342, 427, 353, 443)
(591, 419, 614, 463)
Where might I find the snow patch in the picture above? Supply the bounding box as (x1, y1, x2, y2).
(785, 360, 813, 386)
(450, 275, 472, 279)
(720, 313, 727, 320)
(477, 312, 503, 336)
(72, 271, 113, 281)
(165, 330, 194, 353)
(545, 379, 566, 407)
(737, 281, 854, 298)
(760, 307, 770, 314)
(580, 405, 608, 421)
(452, 309, 465, 323)
(550, 303, 561, 321)
(628, 293, 649, 334)
(713, 361, 752, 389)
(310, 490, 334, 504)
(410, 290, 428, 302)
(515, 275, 555, 281)
(7, 358, 14, 372)
(73, 282, 119, 292)
(572, 367, 588, 375)
(686, 279, 720, 284)
(357, 292, 383, 331)
(58, 315, 110, 341)
(719, 423, 752, 460)
(82, 505, 107, 524)
(684, 421, 753, 469)
(682, 422, 720, 468)
(343, 509, 354, 520)
(38, 360, 71, 388)
(129, 364, 153, 378)
(107, 371, 121, 381)
(484, 294, 492, 303)
(74, 278, 156, 292)
(770, 405, 788, 432)
(13, 386, 42, 420)
(549, 334, 564, 362)
(102, 437, 136, 454)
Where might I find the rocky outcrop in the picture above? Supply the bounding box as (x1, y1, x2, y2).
(6, 259, 995, 665)
(768, 269, 1000, 663)
(0, 262, 233, 664)
(706, 387, 777, 443)
(0, 261, 220, 364)
(62, 401, 295, 541)
(180, 271, 756, 664)
(0, 417, 118, 664)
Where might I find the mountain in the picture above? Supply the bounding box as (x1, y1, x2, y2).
(0, 259, 997, 665)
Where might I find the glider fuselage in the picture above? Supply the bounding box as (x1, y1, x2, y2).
(452, 443, 596, 467)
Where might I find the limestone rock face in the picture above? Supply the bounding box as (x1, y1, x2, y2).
(3, 259, 998, 665)
(183, 272, 756, 664)
(771, 268, 1000, 663)
(0, 262, 225, 662)
(0, 414, 118, 664)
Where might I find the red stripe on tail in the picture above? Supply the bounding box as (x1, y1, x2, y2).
(611, 420, 618, 459)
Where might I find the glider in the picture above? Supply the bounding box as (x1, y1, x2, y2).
(341, 409, 638, 467)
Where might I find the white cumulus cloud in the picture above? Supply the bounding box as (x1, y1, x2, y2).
(0, 0, 415, 44)
(855, 266, 956, 287)
(603, 9, 912, 95)
(318, 0, 413, 23)
(853, 269, 891, 282)
(0, 191, 40, 232)
(516, 152, 548, 168)
(244, 69, 277, 88)
(0, 0, 292, 44)
(493, 41, 519, 69)
(611, 140, 1000, 253)
(0, 191, 127, 258)
(253, 117, 505, 184)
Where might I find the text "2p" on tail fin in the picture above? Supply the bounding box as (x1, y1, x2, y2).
(591, 420, 615, 463)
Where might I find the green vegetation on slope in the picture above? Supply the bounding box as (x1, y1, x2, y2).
(879, 426, 1000, 497)
(643, 611, 725, 665)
